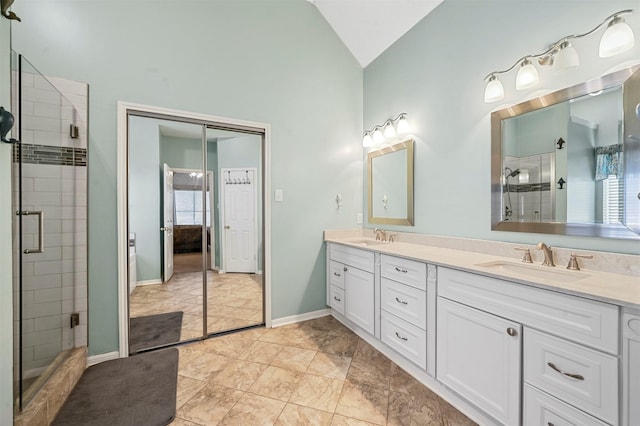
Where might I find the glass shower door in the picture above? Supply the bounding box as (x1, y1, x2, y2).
(11, 53, 80, 409)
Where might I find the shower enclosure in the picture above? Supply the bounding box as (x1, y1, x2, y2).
(11, 52, 88, 411)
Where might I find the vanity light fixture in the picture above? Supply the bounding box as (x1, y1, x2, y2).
(515, 58, 539, 90)
(484, 74, 505, 103)
(483, 9, 635, 102)
(362, 113, 409, 147)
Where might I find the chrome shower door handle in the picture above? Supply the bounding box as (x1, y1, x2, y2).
(17, 210, 44, 254)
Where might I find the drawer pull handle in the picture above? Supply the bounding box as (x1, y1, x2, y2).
(333, 272, 341, 277)
(547, 362, 584, 381)
(395, 267, 408, 273)
(506, 327, 517, 336)
(548, 423, 554, 426)
(395, 297, 408, 305)
(395, 332, 408, 341)
(333, 296, 341, 302)
(344, 267, 348, 272)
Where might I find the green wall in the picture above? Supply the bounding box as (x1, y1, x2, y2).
(11, 0, 363, 356)
(161, 135, 203, 171)
(0, 14, 14, 424)
(364, 0, 640, 255)
(129, 116, 162, 282)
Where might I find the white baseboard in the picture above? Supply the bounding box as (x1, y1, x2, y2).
(271, 308, 330, 328)
(88, 351, 120, 366)
(135, 279, 162, 287)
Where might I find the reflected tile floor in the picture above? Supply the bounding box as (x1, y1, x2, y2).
(171, 316, 476, 426)
(130, 270, 264, 340)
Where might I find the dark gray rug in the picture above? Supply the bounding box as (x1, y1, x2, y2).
(52, 348, 179, 426)
(129, 311, 183, 354)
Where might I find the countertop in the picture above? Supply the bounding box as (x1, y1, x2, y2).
(325, 236, 640, 308)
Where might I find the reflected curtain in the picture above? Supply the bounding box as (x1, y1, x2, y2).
(595, 144, 623, 181)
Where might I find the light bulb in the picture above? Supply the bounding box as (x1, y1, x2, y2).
(553, 41, 579, 71)
(373, 128, 384, 144)
(599, 16, 635, 57)
(484, 75, 504, 102)
(362, 133, 373, 147)
(515, 58, 539, 90)
(396, 115, 410, 133)
(383, 121, 396, 138)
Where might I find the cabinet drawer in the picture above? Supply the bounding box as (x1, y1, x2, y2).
(524, 329, 618, 424)
(329, 260, 345, 289)
(438, 267, 619, 354)
(329, 243, 374, 273)
(381, 311, 426, 369)
(381, 278, 426, 329)
(329, 285, 345, 315)
(524, 384, 608, 426)
(381, 254, 426, 290)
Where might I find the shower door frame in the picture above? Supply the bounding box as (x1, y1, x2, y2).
(116, 101, 272, 358)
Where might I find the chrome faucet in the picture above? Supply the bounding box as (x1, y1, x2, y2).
(374, 228, 387, 242)
(535, 242, 555, 267)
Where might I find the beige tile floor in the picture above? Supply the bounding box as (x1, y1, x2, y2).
(171, 315, 477, 426)
(130, 259, 264, 342)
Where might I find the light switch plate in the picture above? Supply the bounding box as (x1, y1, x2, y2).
(275, 189, 283, 202)
(356, 213, 363, 224)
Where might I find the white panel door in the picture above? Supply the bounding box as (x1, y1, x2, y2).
(222, 168, 256, 273)
(437, 297, 522, 426)
(162, 164, 174, 282)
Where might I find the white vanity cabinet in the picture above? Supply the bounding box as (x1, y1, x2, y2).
(437, 266, 621, 426)
(622, 308, 640, 426)
(327, 243, 375, 335)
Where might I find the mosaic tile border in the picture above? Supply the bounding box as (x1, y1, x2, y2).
(12, 143, 87, 167)
(503, 182, 551, 193)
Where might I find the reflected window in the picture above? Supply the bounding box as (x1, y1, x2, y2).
(174, 190, 210, 226)
(602, 175, 622, 224)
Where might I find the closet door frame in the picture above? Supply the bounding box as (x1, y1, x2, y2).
(116, 101, 271, 358)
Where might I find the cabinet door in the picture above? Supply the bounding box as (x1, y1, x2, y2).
(345, 266, 375, 335)
(623, 310, 640, 426)
(437, 297, 521, 426)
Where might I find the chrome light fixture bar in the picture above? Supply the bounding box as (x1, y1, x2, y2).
(484, 9, 635, 103)
(363, 113, 409, 147)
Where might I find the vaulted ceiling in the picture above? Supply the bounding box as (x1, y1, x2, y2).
(308, 0, 443, 67)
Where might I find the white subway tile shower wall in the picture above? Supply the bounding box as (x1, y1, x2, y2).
(12, 73, 88, 377)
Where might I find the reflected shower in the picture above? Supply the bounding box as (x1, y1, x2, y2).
(504, 167, 520, 219)
(505, 167, 521, 178)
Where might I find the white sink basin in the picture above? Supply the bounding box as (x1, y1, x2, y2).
(475, 261, 589, 283)
(346, 238, 389, 247)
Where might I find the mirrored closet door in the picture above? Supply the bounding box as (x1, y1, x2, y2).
(127, 113, 265, 354)
(205, 127, 264, 334)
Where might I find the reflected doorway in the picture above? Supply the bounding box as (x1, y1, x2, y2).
(124, 109, 267, 355)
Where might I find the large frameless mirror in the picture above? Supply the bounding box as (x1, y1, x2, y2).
(491, 66, 640, 239)
(367, 139, 414, 225)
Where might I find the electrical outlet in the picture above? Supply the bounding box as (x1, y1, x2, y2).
(356, 213, 363, 224)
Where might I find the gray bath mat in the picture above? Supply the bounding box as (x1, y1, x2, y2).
(52, 348, 179, 426)
(129, 311, 183, 353)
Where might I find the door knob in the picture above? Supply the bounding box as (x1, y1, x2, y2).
(225, 225, 230, 229)
(506, 327, 517, 336)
